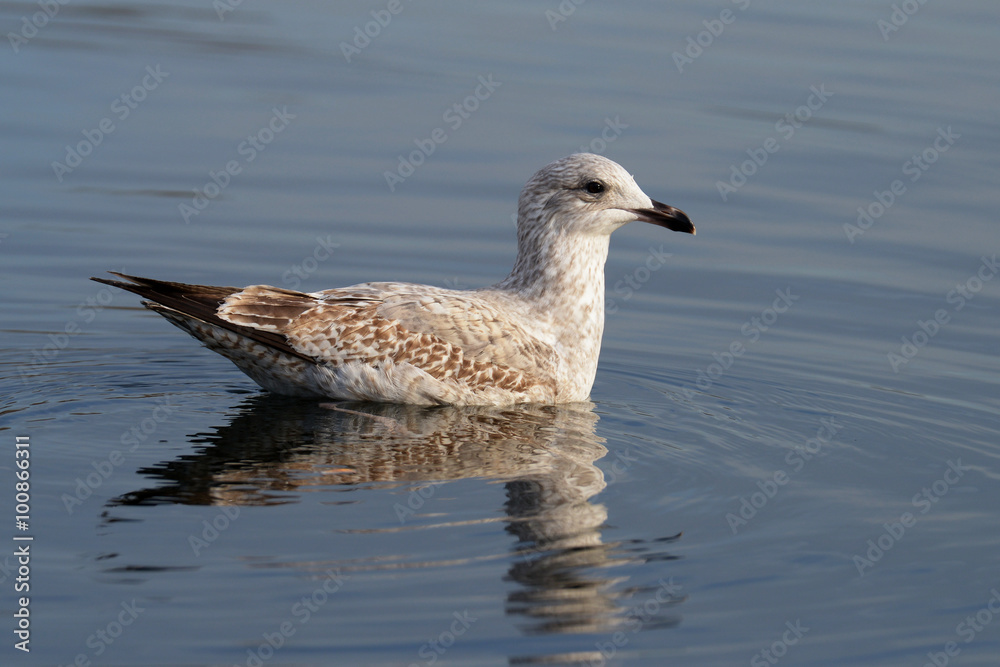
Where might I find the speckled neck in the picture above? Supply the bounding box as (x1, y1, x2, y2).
(494, 215, 611, 399)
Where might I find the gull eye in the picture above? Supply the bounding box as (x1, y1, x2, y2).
(584, 180, 605, 195)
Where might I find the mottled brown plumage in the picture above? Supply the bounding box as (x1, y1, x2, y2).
(94, 154, 693, 404)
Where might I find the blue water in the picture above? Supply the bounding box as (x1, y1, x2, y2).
(2, 1, 999, 665)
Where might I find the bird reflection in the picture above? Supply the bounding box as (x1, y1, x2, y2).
(107, 396, 683, 638)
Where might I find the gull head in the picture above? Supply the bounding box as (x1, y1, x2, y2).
(517, 153, 694, 238)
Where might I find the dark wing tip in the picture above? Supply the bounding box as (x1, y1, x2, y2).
(92, 272, 317, 364)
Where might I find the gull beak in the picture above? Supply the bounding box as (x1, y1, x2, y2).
(627, 199, 695, 235)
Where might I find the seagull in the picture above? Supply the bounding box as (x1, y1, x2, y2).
(94, 153, 694, 405)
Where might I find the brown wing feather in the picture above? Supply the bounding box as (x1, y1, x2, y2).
(94, 274, 556, 397)
(375, 291, 557, 380)
(90, 273, 315, 363)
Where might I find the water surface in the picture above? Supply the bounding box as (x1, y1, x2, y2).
(2, 1, 998, 665)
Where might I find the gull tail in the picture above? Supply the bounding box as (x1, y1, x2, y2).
(90, 272, 317, 375)
(92, 272, 239, 326)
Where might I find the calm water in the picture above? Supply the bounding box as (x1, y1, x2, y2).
(2, 1, 999, 665)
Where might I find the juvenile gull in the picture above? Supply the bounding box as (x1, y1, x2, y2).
(94, 153, 694, 405)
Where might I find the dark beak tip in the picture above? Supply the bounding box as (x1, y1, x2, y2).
(678, 212, 696, 236)
(629, 201, 695, 235)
